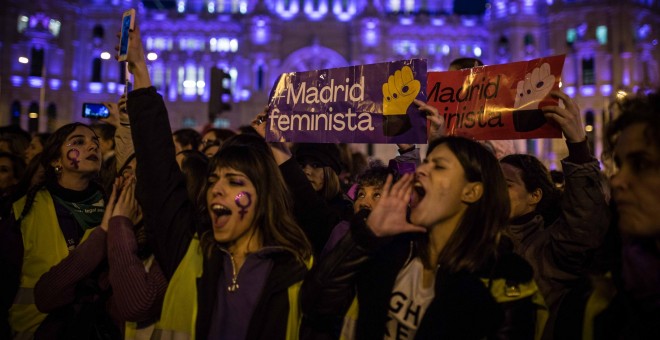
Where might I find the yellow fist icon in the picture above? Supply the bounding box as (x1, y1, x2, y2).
(381, 65, 420, 136)
(382, 65, 421, 116)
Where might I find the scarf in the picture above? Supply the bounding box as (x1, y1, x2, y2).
(51, 190, 105, 230)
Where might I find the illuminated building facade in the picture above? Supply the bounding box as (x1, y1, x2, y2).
(1, 0, 658, 167)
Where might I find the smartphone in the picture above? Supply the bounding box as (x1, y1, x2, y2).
(82, 103, 110, 119)
(118, 9, 136, 62)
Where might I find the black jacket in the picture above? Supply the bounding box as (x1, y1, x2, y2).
(301, 212, 537, 339)
(507, 141, 610, 339)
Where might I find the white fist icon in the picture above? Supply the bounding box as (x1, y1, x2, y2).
(514, 63, 555, 110)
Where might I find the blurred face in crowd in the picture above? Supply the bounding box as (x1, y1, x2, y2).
(300, 159, 325, 192)
(53, 126, 102, 178)
(206, 166, 259, 246)
(501, 163, 539, 219)
(611, 123, 660, 237)
(0, 156, 18, 191)
(201, 131, 218, 151)
(354, 185, 382, 213)
(25, 136, 44, 164)
(204, 145, 220, 158)
(410, 144, 475, 229)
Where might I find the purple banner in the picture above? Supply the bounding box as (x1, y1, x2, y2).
(267, 59, 428, 144)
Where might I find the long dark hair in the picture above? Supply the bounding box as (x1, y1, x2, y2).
(418, 136, 510, 274)
(199, 140, 312, 264)
(17, 123, 103, 223)
(500, 154, 561, 225)
(178, 149, 209, 206)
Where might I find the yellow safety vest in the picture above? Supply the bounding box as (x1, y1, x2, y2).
(484, 278, 548, 340)
(152, 236, 203, 340)
(582, 273, 617, 340)
(152, 236, 312, 340)
(286, 256, 313, 340)
(9, 190, 95, 336)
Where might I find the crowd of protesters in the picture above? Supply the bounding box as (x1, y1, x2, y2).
(0, 18, 658, 340)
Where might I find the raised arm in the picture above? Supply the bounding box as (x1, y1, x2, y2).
(542, 91, 609, 269)
(121, 22, 194, 278)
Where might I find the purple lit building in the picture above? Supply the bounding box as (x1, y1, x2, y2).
(1, 0, 658, 167)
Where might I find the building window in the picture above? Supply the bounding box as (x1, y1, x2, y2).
(210, 38, 239, 53)
(11, 101, 21, 126)
(48, 19, 61, 37)
(393, 40, 419, 56)
(257, 65, 264, 91)
(576, 23, 587, 40)
(93, 24, 104, 39)
(524, 33, 535, 54)
(28, 102, 39, 133)
(497, 35, 509, 55)
(584, 110, 595, 154)
(153, 63, 164, 90)
(92, 57, 102, 82)
(29, 47, 44, 77)
(566, 28, 577, 45)
(582, 58, 595, 85)
(18, 15, 29, 33)
(596, 25, 607, 45)
(179, 37, 205, 52)
(214, 0, 245, 13)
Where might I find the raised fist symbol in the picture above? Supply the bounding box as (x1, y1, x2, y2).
(512, 63, 555, 132)
(514, 63, 555, 110)
(382, 66, 421, 116)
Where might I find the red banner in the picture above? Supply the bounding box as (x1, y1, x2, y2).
(426, 55, 565, 140)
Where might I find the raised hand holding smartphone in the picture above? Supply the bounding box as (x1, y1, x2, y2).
(115, 10, 151, 90)
(117, 9, 135, 62)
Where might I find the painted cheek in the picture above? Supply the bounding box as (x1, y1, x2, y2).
(66, 149, 80, 169)
(235, 191, 253, 220)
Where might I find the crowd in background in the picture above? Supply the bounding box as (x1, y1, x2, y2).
(0, 19, 658, 340)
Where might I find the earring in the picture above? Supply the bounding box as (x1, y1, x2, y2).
(54, 165, 63, 175)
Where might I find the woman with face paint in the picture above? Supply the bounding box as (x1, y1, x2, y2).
(0, 123, 122, 339)
(122, 21, 312, 339)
